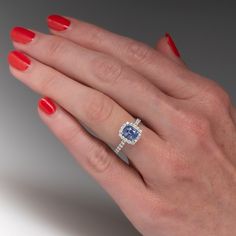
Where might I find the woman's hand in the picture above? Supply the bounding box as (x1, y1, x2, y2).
(8, 15, 236, 236)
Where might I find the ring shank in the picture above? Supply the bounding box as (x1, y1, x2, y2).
(134, 118, 141, 126)
(114, 140, 126, 154)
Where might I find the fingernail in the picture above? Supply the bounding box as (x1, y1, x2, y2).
(165, 33, 181, 58)
(47, 15, 71, 31)
(11, 27, 35, 44)
(38, 97, 57, 115)
(8, 51, 31, 71)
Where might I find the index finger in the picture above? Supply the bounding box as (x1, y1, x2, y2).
(47, 14, 198, 99)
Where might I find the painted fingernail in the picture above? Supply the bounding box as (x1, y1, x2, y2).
(11, 27, 35, 44)
(165, 33, 181, 58)
(38, 97, 57, 115)
(47, 15, 71, 31)
(8, 51, 31, 71)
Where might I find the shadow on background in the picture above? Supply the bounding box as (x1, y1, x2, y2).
(1, 176, 139, 236)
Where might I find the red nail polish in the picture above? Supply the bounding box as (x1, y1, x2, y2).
(8, 51, 31, 71)
(47, 15, 71, 31)
(165, 33, 181, 58)
(11, 27, 35, 44)
(38, 97, 57, 115)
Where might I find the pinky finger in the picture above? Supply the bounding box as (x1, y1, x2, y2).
(155, 34, 186, 67)
(37, 97, 146, 216)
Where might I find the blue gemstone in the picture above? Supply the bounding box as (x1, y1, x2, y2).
(122, 125, 139, 141)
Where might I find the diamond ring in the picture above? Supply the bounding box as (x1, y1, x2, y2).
(114, 118, 142, 154)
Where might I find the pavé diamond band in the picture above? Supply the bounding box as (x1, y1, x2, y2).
(114, 118, 142, 154)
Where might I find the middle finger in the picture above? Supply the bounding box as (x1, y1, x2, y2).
(11, 27, 174, 135)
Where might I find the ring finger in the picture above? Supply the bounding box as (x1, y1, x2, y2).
(8, 51, 166, 178)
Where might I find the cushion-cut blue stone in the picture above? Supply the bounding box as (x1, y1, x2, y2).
(122, 125, 139, 141)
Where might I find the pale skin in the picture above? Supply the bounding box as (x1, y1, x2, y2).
(9, 16, 236, 236)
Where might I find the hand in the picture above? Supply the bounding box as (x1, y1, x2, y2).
(8, 15, 236, 236)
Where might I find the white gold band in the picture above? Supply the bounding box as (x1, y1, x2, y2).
(114, 140, 126, 154)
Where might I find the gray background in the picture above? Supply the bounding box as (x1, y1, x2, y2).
(0, 0, 235, 235)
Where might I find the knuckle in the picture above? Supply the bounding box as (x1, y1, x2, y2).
(87, 143, 111, 172)
(87, 26, 105, 46)
(163, 144, 195, 181)
(46, 36, 68, 59)
(39, 71, 58, 93)
(178, 111, 211, 138)
(188, 116, 211, 138)
(125, 40, 154, 64)
(85, 93, 114, 123)
(201, 82, 231, 110)
(58, 124, 82, 144)
(168, 157, 195, 181)
(92, 56, 123, 84)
